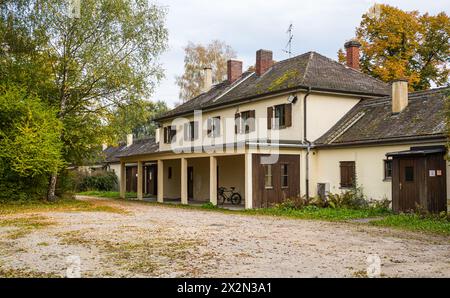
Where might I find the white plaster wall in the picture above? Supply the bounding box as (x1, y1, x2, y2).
(108, 163, 122, 190)
(217, 155, 245, 202)
(158, 92, 361, 152)
(311, 143, 449, 202)
(163, 159, 181, 199)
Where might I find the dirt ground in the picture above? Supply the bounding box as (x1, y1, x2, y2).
(0, 196, 449, 278)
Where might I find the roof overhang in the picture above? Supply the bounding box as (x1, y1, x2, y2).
(386, 145, 446, 158)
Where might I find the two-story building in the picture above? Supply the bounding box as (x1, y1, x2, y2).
(116, 41, 449, 213)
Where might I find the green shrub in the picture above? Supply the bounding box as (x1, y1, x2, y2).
(201, 202, 218, 209)
(327, 186, 369, 209)
(78, 171, 118, 192)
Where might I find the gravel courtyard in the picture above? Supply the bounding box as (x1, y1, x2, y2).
(0, 196, 449, 278)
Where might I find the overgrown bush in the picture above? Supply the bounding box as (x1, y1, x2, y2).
(78, 171, 118, 192)
(275, 186, 392, 212)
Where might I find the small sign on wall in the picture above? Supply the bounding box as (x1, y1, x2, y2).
(436, 170, 442, 176)
(429, 170, 436, 177)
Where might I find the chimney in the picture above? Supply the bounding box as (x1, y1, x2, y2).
(255, 49, 273, 76)
(102, 143, 108, 151)
(227, 60, 243, 83)
(344, 40, 361, 70)
(202, 67, 212, 93)
(126, 134, 133, 147)
(392, 79, 408, 114)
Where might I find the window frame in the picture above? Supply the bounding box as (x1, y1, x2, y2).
(164, 125, 177, 144)
(281, 163, 289, 188)
(383, 159, 393, 181)
(274, 104, 286, 129)
(264, 164, 273, 189)
(207, 116, 221, 138)
(339, 161, 355, 189)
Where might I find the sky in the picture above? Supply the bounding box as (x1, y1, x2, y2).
(151, 0, 450, 108)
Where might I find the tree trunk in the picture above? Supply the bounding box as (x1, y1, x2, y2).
(47, 173, 58, 201)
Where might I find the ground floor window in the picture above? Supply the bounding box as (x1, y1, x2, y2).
(340, 161, 355, 188)
(264, 164, 273, 189)
(384, 159, 392, 180)
(281, 164, 288, 188)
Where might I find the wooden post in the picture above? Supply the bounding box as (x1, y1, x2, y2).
(120, 161, 126, 199)
(137, 161, 143, 200)
(209, 156, 217, 206)
(244, 153, 253, 209)
(181, 158, 188, 205)
(157, 160, 164, 203)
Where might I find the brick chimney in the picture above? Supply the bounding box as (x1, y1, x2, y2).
(344, 40, 361, 70)
(392, 79, 408, 114)
(255, 49, 273, 76)
(126, 134, 133, 147)
(202, 67, 212, 93)
(227, 60, 243, 83)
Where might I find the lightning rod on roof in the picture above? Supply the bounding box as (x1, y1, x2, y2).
(283, 23, 293, 58)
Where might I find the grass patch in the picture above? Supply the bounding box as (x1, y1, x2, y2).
(77, 191, 137, 199)
(370, 214, 450, 236)
(0, 198, 125, 215)
(0, 215, 55, 239)
(0, 261, 59, 278)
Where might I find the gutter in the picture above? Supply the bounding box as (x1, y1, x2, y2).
(303, 87, 312, 200)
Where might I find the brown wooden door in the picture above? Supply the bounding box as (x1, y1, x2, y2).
(188, 166, 194, 200)
(426, 153, 447, 213)
(398, 159, 420, 212)
(126, 166, 137, 193)
(146, 165, 158, 196)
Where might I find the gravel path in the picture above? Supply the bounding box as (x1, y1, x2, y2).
(0, 196, 449, 277)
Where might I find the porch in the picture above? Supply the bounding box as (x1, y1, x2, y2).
(119, 153, 252, 209)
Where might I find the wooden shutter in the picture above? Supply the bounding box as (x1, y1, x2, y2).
(340, 161, 355, 188)
(170, 126, 176, 142)
(184, 123, 189, 141)
(235, 113, 240, 134)
(193, 121, 199, 140)
(207, 118, 212, 136)
(285, 104, 292, 127)
(267, 107, 273, 129)
(163, 127, 168, 143)
(249, 110, 256, 132)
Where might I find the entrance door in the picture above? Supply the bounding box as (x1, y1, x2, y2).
(146, 164, 158, 196)
(187, 166, 194, 200)
(398, 159, 420, 211)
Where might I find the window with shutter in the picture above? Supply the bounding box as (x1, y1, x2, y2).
(340, 161, 355, 188)
(285, 103, 292, 127)
(267, 107, 273, 129)
(235, 113, 240, 134)
(163, 127, 168, 143)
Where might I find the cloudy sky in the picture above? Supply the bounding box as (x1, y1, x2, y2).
(151, 0, 450, 107)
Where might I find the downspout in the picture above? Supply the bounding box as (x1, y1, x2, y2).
(303, 87, 312, 200)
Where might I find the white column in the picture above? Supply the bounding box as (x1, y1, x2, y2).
(181, 158, 188, 205)
(244, 153, 253, 209)
(209, 156, 217, 206)
(120, 161, 126, 199)
(137, 161, 143, 200)
(157, 160, 164, 203)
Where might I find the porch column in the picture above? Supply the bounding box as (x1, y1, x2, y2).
(157, 160, 164, 203)
(137, 160, 143, 200)
(181, 157, 188, 205)
(120, 161, 126, 199)
(244, 153, 253, 209)
(209, 156, 217, 205)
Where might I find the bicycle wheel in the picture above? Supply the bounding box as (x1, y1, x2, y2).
(218, 194, 226, 205)
(230, 193, 242, 205)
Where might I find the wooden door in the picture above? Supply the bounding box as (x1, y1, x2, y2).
(398, 159, 420, 212)
(426, 153, 447, 213)
(146, 165, 158, 196)
(126, 166, 137, 193)
(188, 166, 194, 200)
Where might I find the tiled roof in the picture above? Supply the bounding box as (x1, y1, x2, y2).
(156, 51, 390, 120)
(102, 143, 127, 163)
(115, 137, 159, 158)
(315, 87, 449, 146)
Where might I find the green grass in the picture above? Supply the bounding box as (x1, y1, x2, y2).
(77, 191, 137, 199)
(0, 198, 125, 215)
(370, 214, 450, 235)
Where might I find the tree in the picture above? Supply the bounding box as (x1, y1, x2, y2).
(107, 99, 168, 140)
(0, 85, 64, 200)
(175, 40, 236, 102)
(0, 0, 168, 200)
(338, 4, 449, 90)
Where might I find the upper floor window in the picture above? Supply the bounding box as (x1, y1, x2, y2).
(267, 103, 292, 129)
(163, 126, 176, 144)
(184, 121, 199, 141)
(235, 110, 255, 134)
(384, 159, 392, 180)
(340, 161, 355, 188)
(207, 116, 221, 138)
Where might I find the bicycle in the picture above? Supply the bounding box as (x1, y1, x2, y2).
(217, 186, 242, 205)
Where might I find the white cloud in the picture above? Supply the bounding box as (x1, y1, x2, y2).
(151, 0, 450, 107)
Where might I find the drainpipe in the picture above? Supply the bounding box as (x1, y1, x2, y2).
(303, 87, 312, 200)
